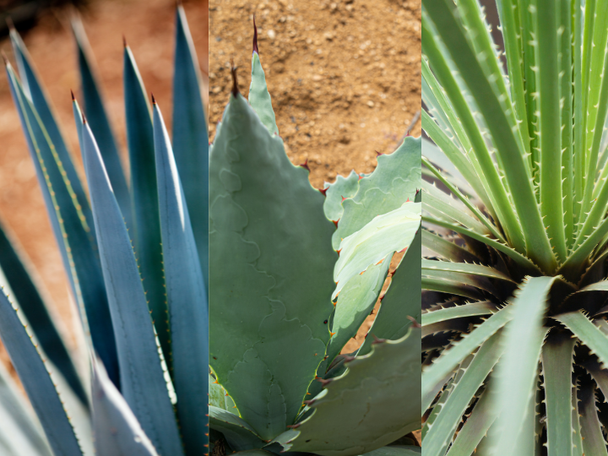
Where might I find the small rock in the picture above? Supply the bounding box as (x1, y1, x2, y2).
(267, 29, 276, 39)
(367, 101, 375, 108)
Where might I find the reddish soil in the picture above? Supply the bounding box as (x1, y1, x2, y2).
(209, 0, 421, 352)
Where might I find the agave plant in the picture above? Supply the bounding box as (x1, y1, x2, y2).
(421, 0, 608, 454)
(0, 5, 208, 456)
(207, 26, 422, 456)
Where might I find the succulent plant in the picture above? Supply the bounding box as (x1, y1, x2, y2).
(422, 0, 608, 454)
(0, 5, 208, 456)
(207, 26, 422, 456)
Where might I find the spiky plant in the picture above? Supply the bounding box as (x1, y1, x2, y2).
(207, 26, 421, 456)
(0, 6, 209, 455)
(422, 0, 608, 454)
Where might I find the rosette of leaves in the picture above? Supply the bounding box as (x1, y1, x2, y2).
(422, 0, 608, 455)
(207, 26, 422, 456)
(0, 5, 208, 456)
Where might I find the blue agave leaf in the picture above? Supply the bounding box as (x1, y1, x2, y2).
(80, 116, 184, 455)
(0, 221, 87, 406)
(5, 62, 119, 386)
(172, 5, 209, 292)
(0, 289, 82, 456)
(0, 362, 53, 456)
(71, 18, 132, 230)
(9, 27, 94, 235)
(153, 101, 208, 455)
(123, 45, 169, 361)
(91, 358, 159, 456)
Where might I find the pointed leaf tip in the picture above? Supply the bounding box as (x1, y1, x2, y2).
(122, 35, 127, 47)
(70, 89, 75, 101)
(6, 16, 15, 31)
(253, 14, 259, 54)
(1, 51, 8, 66)
(151, 92, 156, 105)
(299, 159, 310, 172)
(231, 64, 240, 97)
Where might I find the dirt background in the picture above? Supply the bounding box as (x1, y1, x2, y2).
(0, 0, 420, 385)
(209, 0, 421, 352)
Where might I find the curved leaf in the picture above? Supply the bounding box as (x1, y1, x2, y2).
(279, 330, 421, 456)
(333, 202, 420, 299)
(333, 137, 420, 250)
(358, 230, 421, 356)
(209, 406, 265, 452)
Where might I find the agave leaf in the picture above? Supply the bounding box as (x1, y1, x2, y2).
(444, 390, 495, 456)
(0, 221, 87, 405)
(357, 230, 421, 356)
(333, 202, 420, 300)
(153, 102, 208, 454)
(325, 258, 391, 365)
(422, 302, 495, 326)
(71, 18, 131, 228)
(423, 332, 502, 456)
(422, 306, 512, 412)
(248, 25, 279, 136)
(579, 382, 608, 456)
(9, 27, 94, 234)
(80, 118, 183, 455)
(323, 171, 360, 223)
(572, 378, 585, 456)
(172, 4, 209, 290)
(487, 276, 557, 455)
(209, 406, 266, 452)
(277, 330, 420, 456)
(123, 45, 169, 360)
(6, 64, 119, 385)
(422, 229, 480, 264)
(541, 335, 576, 456)
(209, 91, 335, 440)
(556, 311, 608, 368)
(0, 362, 52, 456)
(421, 276, 486, 301)
(422, 370, 458, 441)
(332, 137, 420, 251)
(209, 373, 237, 412)
(422, 182, 490, 236)
(0, 289, 82, 456)
(422, 259, 514, 283)
(90, 358, 159, 456)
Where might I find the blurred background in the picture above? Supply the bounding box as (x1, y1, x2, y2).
(0, 0, 208, 369)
